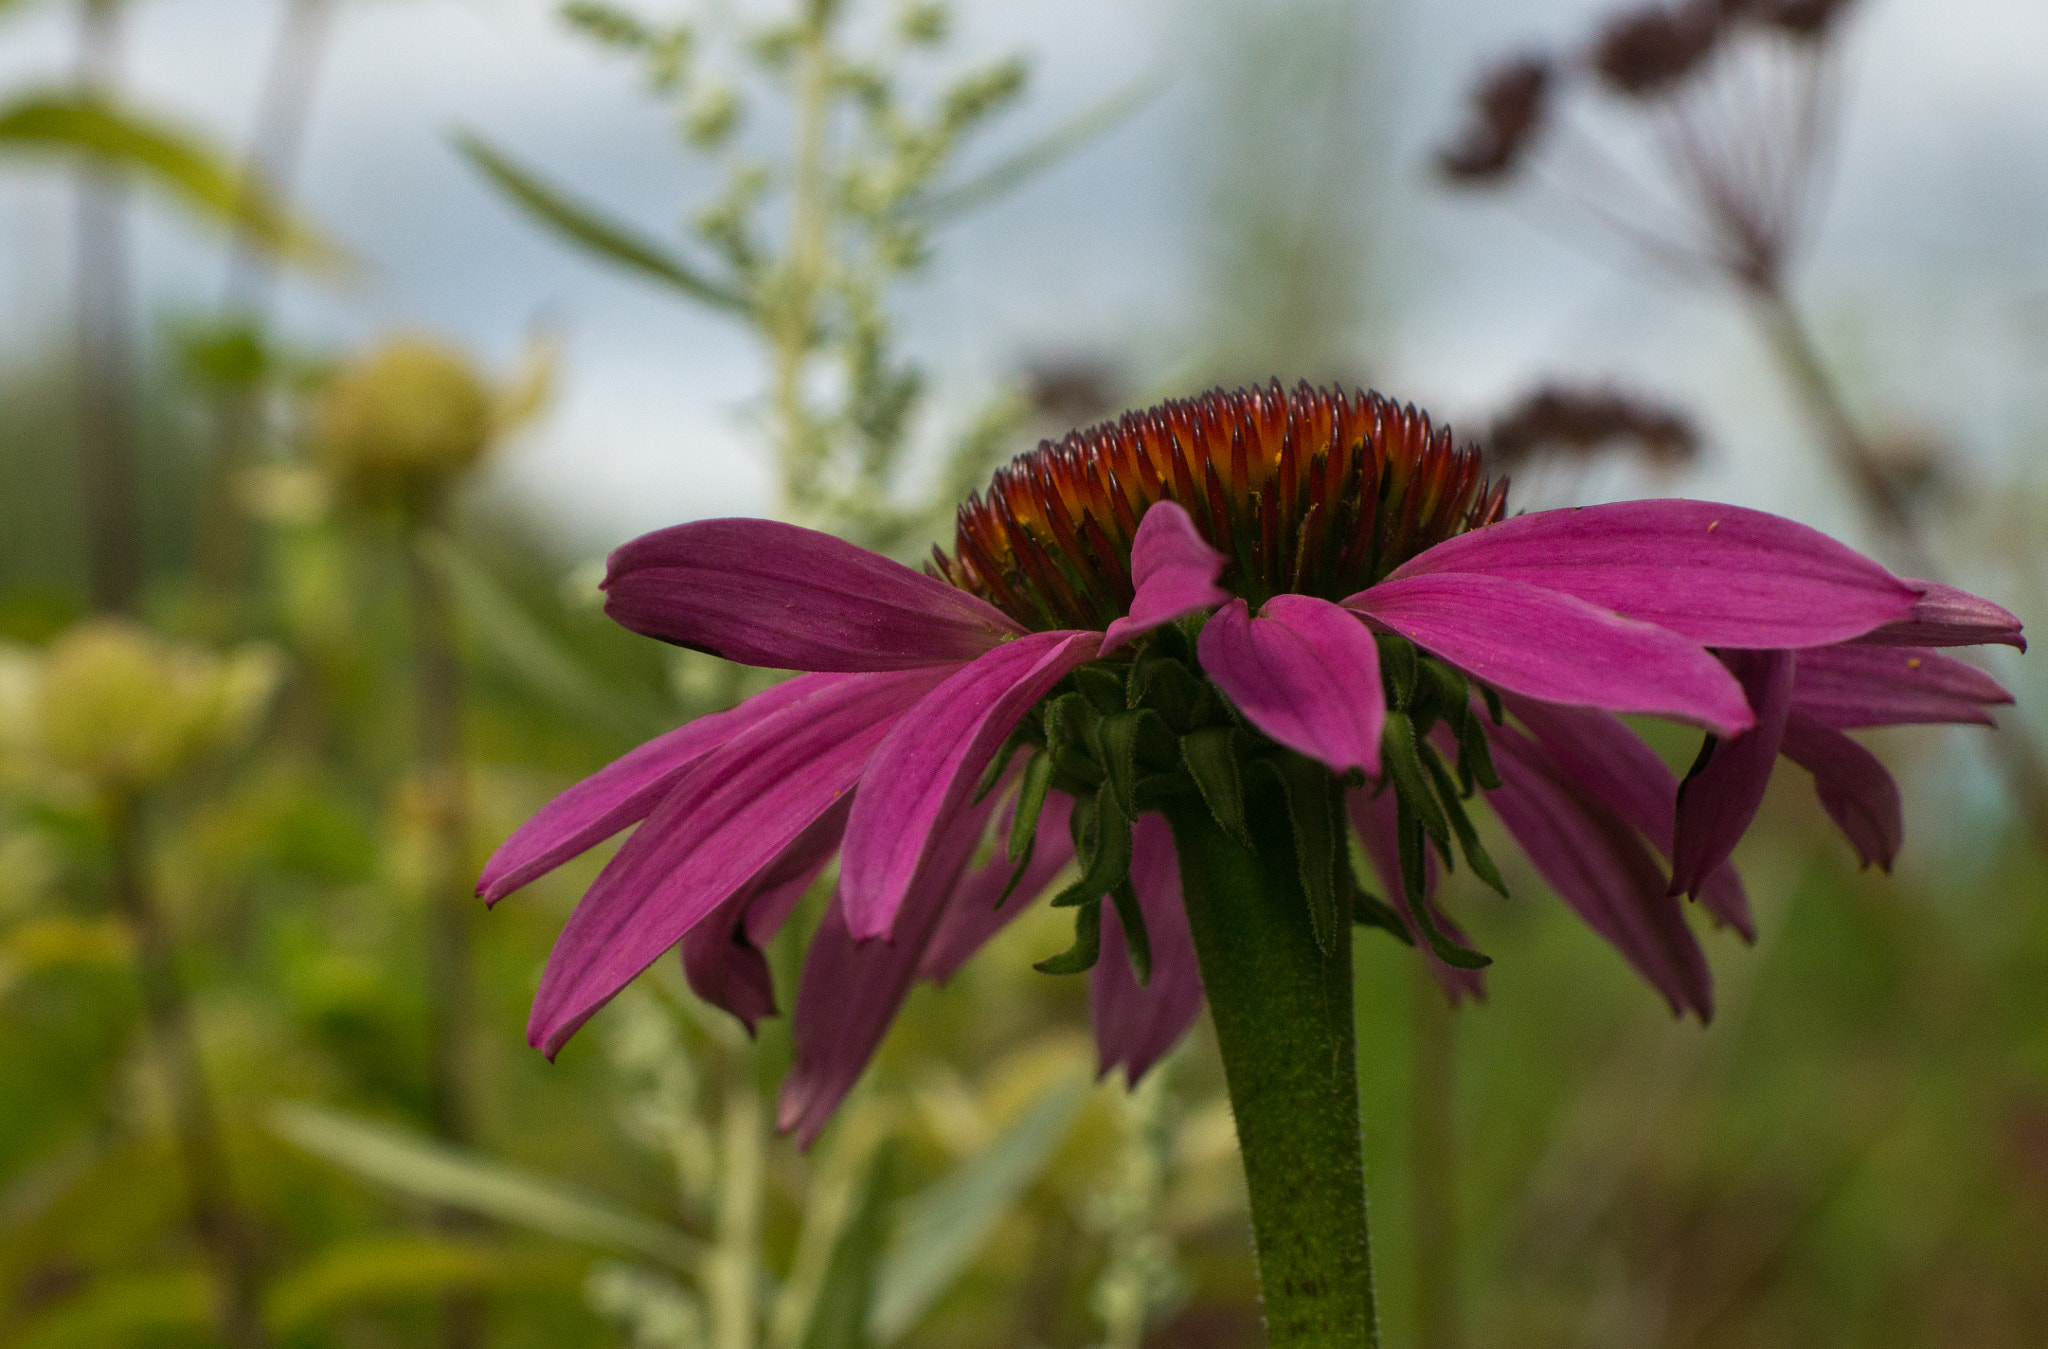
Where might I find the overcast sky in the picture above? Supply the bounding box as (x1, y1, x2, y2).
(2, 0, 2044, 556)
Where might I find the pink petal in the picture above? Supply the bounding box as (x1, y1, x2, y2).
(1852, 581, 2026, 652)
(1091, 815, 1207, 1080)
(479, 674, 834, 903)
(1779, 711, 1903, 871)
(779, 795, 1001, 1147)
(527, 668, 946, 1058)
(840, 631, 1101, 942)
(1346, 787, 1486, 1003)
(1485, 720, 1714, 1019)
(1101, 502, 1230, 653)
(604, 517, 1023, 671)
(1503, 696, 1754, 939)
(679, 798, 849, 1032)
(1390, 500, 1920, 647)
(1347, 573, 1754, 737)
(1669, 650, 1796, 899)
(1792, 644, 2013, 729)
(919, 792, 1078, 984)
(1196, 595, 1385, 774)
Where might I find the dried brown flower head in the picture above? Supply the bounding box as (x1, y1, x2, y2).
(1590, 1, 1725, 97)
(1438, 56, 1553, 183)
(1484, 384, 1699, 470)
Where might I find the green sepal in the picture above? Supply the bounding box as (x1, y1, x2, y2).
(1267, 754, 1343, 957)
(1376, 632, 1418, 710)
(994, 836, 1037, 909)
(1351, 886, 1416, 947)
(1452, 703, 1504, 793)
(1073, 664, 1126, 715)
(1096, 709, 1178, 816)
(1108, 879, 1152, 986)
(1007, 751, 1054, 865)
(1419, 741, 1509, 899)
(1127, 650, 1205, 731)
(1480, 683, 1505, 726)
(1043, 691, 1098, 761)
(1396, 799, 1492, 970)
(1381, 711, 1451, 858)
(972, 721, 1037, 805)
(1180, 725, 1253, 848)
(1033, 898, 1103, 975)
(1051, 788, 1132, 910)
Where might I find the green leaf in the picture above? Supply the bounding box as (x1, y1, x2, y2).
(1395, 802, 1491, 970)
(455, 130, 748, 316)
(270, 1104, 702, 1268)
(1267, 754, 1342, 956)
(868, 1076, 1087, 1343)
(1419, 741, 1509, 898)
(1180, 726, 1252, 847)
(910, 73, 1165, 221)
(0, 91, 340, 267)
(6, 1270, 211, 1349)
(266, 1236, 570, 1335)
(1033, 898, 1102, 975)
(799, 1142, 896, 1349)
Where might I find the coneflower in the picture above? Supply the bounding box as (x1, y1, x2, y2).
(484, 381, 2018, 1348)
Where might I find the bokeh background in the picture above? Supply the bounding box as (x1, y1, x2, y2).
(1, 0, 2044, 1345)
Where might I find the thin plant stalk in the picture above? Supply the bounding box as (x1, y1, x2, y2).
(195, 0, 339, 604)
(108, 795, 271, 1349)
(1409, 961, 1463, 1349)
(708, 1087, 763, 1349)
(74, 0, 142, 614)
(767, 3, 834, 523)
(1743, 276, 2048, 849)
(404, 527, 484, 1349)
(1164, 791, 1379, 1348)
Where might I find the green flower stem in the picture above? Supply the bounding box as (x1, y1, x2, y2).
(1163, 792, 1379, 1348)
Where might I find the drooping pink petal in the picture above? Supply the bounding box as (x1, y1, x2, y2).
(919, 792, 1078, 984)
(1347, 573, 1754, 736)
(679, 798, 849, 1033)
(479, 674, 834, 903)
(603, 518, 1023, 671)
(840, 631, 1101, 942)
(1389, 500, 1920, 647)
(1503, 696, 1754, 939)
(1101, 501, 1230, 653)
(1346, 787, 1486, 1003)
(1484, 720, 1714, 1019)
(1196, 596, 1384, 774)
(779, 795, 1001, 1147)
(527, 667, 947, 1058)
(1669, 650, 1796, 899)
(1091, 814, 1207, 1080)
(1852, 581, 2026, 652)
(1792, 645, 2013, 729)
(1778, 712, 1903, 870)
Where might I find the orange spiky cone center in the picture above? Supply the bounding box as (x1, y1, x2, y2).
(932, 381, 1510, 632)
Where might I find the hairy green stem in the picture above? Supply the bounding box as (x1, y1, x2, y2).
(1163, 793, 1378, 1348)
(1409, 962, 1463, 1349)
(109, 796, 270, 1349)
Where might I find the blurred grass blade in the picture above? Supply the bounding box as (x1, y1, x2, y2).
(7, 1269, 212, 1349)
(455, 130, 749, 315)
(910, 74, 1165, 221)
(798, 1141, 896, 1349)
(0, 915, 132, 999)
(418, 532, 668, 740)
(271, 1103, 703, 1268)
(867, 1075, 1087, 1343)
(265, 1236, 573, 1335)
(0, 90, 341, 268)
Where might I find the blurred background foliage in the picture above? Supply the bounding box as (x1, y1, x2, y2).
(0, 0, 2044, 1347)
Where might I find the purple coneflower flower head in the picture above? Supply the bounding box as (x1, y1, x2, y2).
(481, 381, 2021, 1144)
